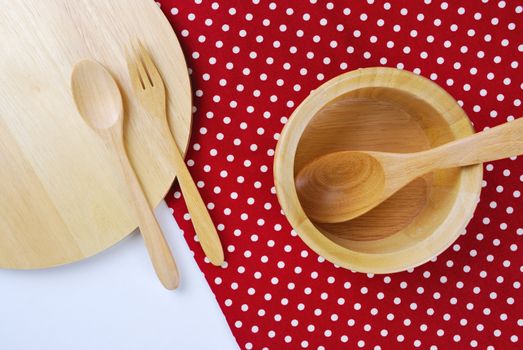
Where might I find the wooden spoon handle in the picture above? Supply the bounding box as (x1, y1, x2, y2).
(115, 140, 180, 290)
(424, 117, 523, 169)
(171, 144, 224, 266)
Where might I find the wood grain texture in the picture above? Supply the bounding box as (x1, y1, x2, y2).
(127, 44, 224, 266)
(72, 60, 179, 289)
(0, 0, 192, 269)
(317, 177, 429, 242)
(274, 67, 483, 273)
(296, 151, 387, 223)
(299, 117, 523, 224)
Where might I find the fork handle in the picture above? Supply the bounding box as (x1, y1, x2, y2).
(114, 137, 180, 289)
(171, 141, 225, 266)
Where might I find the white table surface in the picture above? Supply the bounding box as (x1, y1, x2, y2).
(0, 202, 239, 350)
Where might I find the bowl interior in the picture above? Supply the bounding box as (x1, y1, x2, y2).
(295, 86, 464, 255)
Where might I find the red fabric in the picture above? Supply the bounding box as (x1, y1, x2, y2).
(160, 1, 523, 349)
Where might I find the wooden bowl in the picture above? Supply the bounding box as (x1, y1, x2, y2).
(274, 67, 483, 273)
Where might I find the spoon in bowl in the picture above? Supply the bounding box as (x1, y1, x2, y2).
(296, 117, 523, 224)
(72, 59, 179, 289)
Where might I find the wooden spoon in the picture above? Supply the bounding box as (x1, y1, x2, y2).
(71, 60, 179, 289)
(296, 117, 523, 224)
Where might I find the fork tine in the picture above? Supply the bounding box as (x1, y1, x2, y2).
(129, 41, 152, 88)
(137, 40, 162, 88)
(126, 48, 145, 90)
(135, 54, 152, 88)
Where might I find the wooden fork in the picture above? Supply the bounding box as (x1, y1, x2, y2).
(127, 42, 224, 266)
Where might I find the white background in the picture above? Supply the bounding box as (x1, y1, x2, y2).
(0, 202, 239, 350)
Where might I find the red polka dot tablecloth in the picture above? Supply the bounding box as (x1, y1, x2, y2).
(159, 1, 523, 349)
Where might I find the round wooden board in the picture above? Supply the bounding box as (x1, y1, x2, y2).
(0, 0, 192, 269)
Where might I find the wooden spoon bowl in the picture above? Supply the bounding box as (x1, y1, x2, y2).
(274, 67, 483, 273)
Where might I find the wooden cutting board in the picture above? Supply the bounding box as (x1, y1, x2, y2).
(0, 0, 192, 269)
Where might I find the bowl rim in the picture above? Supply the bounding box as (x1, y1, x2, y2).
(273, 67, 483, 273)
